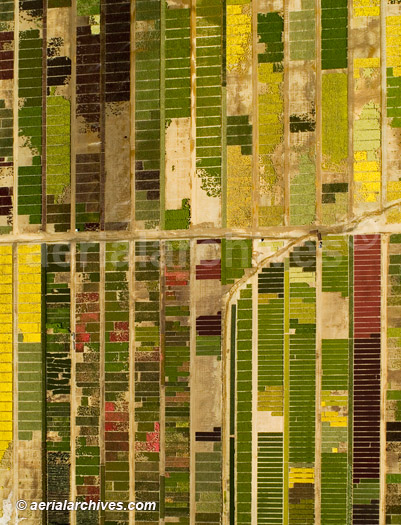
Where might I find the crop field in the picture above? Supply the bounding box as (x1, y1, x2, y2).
(0, 0, 401, 524)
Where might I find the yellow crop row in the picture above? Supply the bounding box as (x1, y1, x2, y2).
(289, 467, 314, 488)
(354, 6, 380, 16)
(354, 57, 380, 78)
(226, 4, 251, 71)
(18, 246, 41, 347)
(0, 248, 12, 461)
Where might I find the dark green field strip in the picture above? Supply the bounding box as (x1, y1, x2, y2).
(18, 28, 43, 225)
(196, 335, 221, 357)
(17, 245, 43, 448)
(289, 320, 316, 465)
(75, 243, 100, 525)
(230, 304, 236, 438)
(135, 0, 161, 227)
(165, 7, 190, 119)
(258, 265, 284, 414)
(105, 242, 130, 525)
(0, 0, 14, 22)
(321, 0, 347, 69)
(257, 433, 283, 525)
(288, 242, 316, 525)
(221, 239, 252, 285)
(258, 12, 284, 64)
(134, 241, 161, 524)
(322, 236, 349, 297)
(387, 68, 401, 127)
(386, 236, 401, 523)
(227, 115, 252, 156)
(45, 244, 71, 520)
(236, 285, 252, 524)
(164, 241, 190, 523)
(321, 454, 347, 524)
(195, 447, 222, 524)
(322, 339, 348, 391)
(321, 280, 349, 525)
(18, 344, 42, 439)
(196, 0, 222, 197)
(0, 1, 14, 231)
